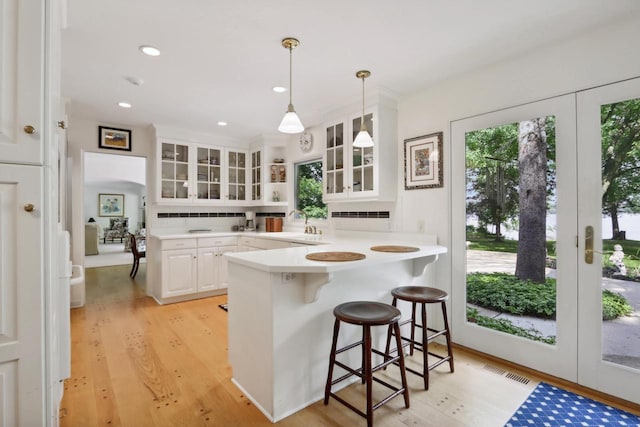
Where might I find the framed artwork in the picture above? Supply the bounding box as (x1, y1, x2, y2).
(98, 126, 132, 151)
(404, 131, 443, 190)
(98, 193, 125, 217)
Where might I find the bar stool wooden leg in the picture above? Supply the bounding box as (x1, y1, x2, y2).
(421, 302, 429, 390)
(441, 301, 455, 373)
(393, 322, 410, 408)
(324, 318, 340, 405)
(364, 325, 373, 427)
(409, 302, 417, 355)
(384, 297, 398, 359)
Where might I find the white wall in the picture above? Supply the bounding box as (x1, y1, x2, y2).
(396, 16, 640, 296)
(84, 182, 145, 232)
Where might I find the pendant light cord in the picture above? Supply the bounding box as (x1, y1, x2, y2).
(360, 76, 366, 131)
(289, 46, 293, 106)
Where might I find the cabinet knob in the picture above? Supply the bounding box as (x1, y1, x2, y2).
(24, 203, 35, 212)
(57, 121, 67, 129)
(23, 125, 37, 135)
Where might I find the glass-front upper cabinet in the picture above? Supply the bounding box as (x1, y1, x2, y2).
(351, 113, 374, 194)
(325, 122, 345, 198)
(227, 149, 247, 202)
(161, 141, 190, 200)
(251, 149, 261, 201)
(196, 146, 222, 201)
(322, 96, 397, 202)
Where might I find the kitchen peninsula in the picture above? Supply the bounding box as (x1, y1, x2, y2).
(225, 232, 446, 422)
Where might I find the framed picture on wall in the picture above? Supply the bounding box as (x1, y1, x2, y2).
(98, 193, 125, 217)
(404, 131, 443, 190)
(98, 126, 132, 151)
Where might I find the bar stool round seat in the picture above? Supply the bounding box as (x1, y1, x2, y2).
(391, 286, 448, 304)
(334, 301, 402, 325)
(324, 301, 410, 427)
(385, 286, 454, 390)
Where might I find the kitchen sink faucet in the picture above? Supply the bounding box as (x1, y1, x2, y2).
(289, 209, 315, 234)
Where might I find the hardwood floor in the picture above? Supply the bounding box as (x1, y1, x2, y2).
(60, 265, 640, 426)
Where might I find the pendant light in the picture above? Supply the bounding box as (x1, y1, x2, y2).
(278, 38, 304, 134)
(353, 70, 374, 148)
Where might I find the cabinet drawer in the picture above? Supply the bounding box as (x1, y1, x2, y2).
(161, 238, 196, 250)
(198, 236, 237, 247)
(237, 236, 255, 247)
(253, 238, 292, 250)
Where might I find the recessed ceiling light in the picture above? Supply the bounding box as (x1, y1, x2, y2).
(139, 45, 160, 56)
(217, 121, 228, 126)
(272, 86, 287, 93)
(118, 102, 132, 108)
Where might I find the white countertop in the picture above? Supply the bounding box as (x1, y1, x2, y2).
(226, 241, 446, 273)
(148, 229, 447, 273)
(148, 230, 327, 245)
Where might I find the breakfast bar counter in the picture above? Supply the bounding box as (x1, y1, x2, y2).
(225, 232, 447, 422)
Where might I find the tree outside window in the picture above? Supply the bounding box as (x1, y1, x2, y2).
(295, 160, 327, 219)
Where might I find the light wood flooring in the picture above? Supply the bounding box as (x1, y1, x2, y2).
(60, 265, 640, 426)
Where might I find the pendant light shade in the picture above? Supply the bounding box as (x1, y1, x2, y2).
(353, 70, 373, 148)
(278, 38, 304, 134)
(278, 104, 304, 134)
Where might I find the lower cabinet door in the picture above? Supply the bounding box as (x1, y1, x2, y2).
(162, 248, 197, 296)
(217, 246, 236, 289)
(197, 247, 218, 291)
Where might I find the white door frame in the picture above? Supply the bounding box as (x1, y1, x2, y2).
(451, 94, 579, 381)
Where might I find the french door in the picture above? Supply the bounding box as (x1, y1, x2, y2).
(576, 77, 640, 403)
(451, 78, 640, 404)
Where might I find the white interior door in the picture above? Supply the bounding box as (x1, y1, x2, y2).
(451, 94, 579, 381)
(576, 77, 640, 404)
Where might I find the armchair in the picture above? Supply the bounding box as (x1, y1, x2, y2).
(103, 217, 129, 243)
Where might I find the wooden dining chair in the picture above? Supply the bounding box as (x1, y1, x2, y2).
(129, 233, 146, 278)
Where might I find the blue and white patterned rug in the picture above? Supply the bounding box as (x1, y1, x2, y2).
(505, 382, 640, 426)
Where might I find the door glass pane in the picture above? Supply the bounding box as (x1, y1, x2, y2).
(465, 115, 557, 345)
(336, 171, 343, 193)
(327, 126, 335, 148)
(600, 98, 640, 369)
(352, 168, 362, 192)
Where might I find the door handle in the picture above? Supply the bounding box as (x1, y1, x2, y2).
(585, 225, 594, 264)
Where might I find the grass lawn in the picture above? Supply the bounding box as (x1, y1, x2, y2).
(467, 234, 640, 271)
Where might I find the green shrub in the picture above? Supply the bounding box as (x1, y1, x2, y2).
(467, 272, 633, 320)
(602, 289, 633, 320)
(466, 273, 557, 318)
(466, 307, 556, 345)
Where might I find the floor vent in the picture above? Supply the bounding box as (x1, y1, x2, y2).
(482, 364, 531, 384)
(483, 364, 506, 375)
(505, 372, 530, 384)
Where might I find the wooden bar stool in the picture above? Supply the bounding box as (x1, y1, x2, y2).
(324, 301, 410, 427)
(385, 286, 454, 390)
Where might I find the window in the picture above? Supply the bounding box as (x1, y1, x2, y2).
(295, 159, 327, 219)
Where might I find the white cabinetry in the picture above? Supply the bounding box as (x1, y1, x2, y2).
(0, 0, 44, 165)
(162, 247, 197, 297)
(226, 149, 248, 203)
(158, 139, 225, 203)
(237, 236, 262, 252)
(197, 237, 237, 290)
(0, 0, 60, 425)
(150, 236, 237, 304)
(323, 98, 397, 202)
(0, 165, 44, 426)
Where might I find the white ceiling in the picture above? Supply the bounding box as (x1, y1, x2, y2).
(62, 0, 640, 142)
